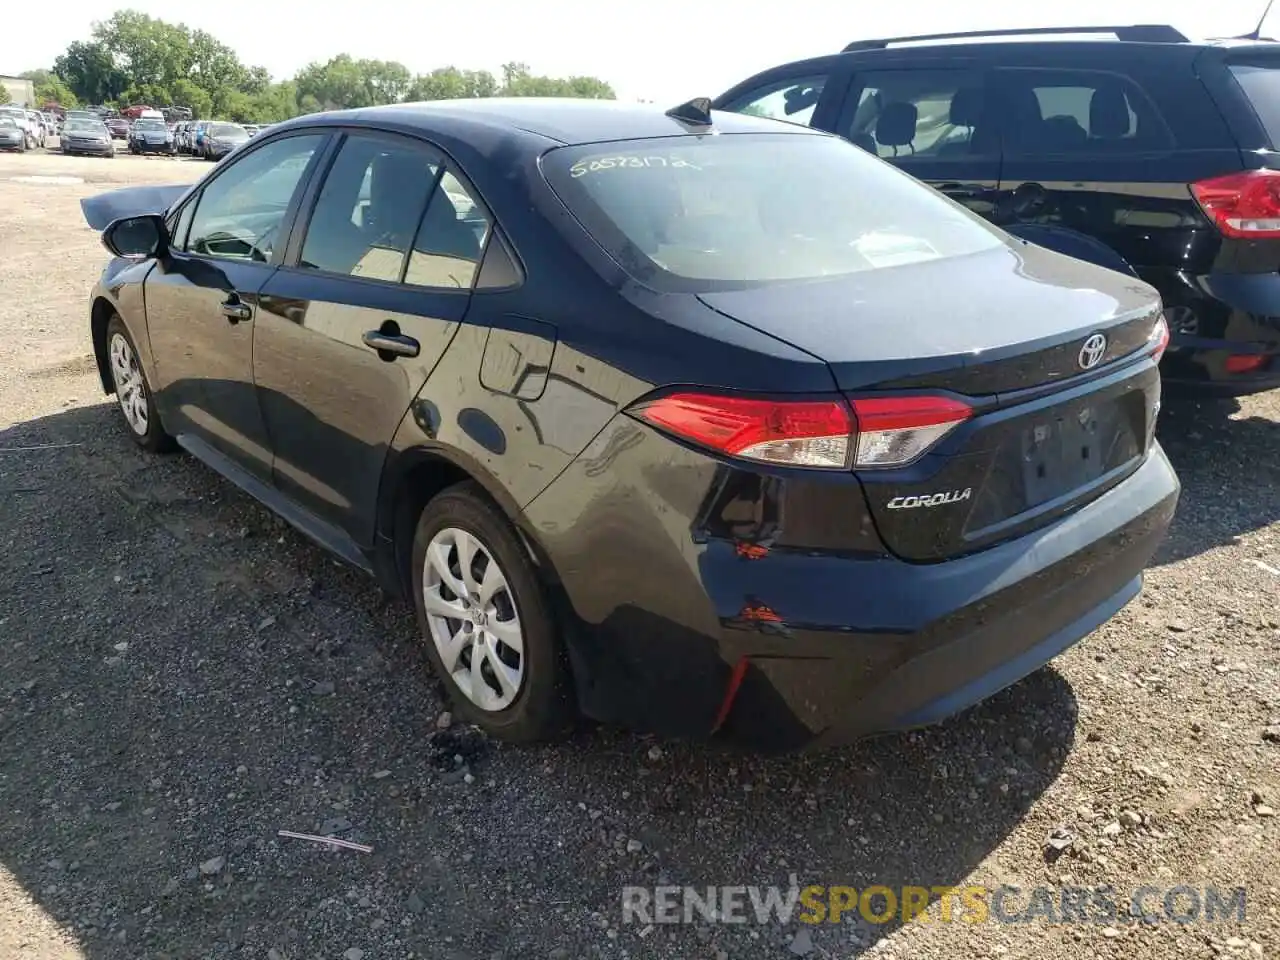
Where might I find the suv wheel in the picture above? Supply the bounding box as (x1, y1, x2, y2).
(106, 315, 175, 453)
(411, 483, 573, 741)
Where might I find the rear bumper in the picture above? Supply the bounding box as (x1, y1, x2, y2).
(538, 437, 1179, 750)
(1144, 267, 1280, 395)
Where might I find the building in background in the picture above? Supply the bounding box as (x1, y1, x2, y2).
(1, 75, 35, 107)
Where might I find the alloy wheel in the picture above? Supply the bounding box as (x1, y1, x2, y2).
(108, 332, 149, 436)
(421, 526, 525, 711)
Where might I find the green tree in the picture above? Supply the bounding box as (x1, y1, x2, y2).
(54, 40, 126, 104)
(405, 67, 498, 102)
(93, 11, 190, 91)
(249, 81, 302, 123)
(43, 8, 617, 122)
(169, 78, 212, 119)
(499, 62, 614, 99)
(20, 69, 80, 107)
(295, 54, 413, 109)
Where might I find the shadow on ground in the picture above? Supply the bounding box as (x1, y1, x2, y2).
(0, 403, 1080, 959)
(1153, 395, 1280, 567)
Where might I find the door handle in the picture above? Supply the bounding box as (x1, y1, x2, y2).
(363, 330, 420, 359)
(220, 299, 252, 323)
(935, 182, 985, 200)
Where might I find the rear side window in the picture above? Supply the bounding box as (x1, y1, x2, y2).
(1228, 62, 1280, 147)
(845, 69, 995, 159)
(992, 68, 1173, 156)
(719, 75, 827, 127)
(543, 133, 1004, 294)
(299, 134, 441, 282)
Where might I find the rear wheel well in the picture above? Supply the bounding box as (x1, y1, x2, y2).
(91, 298, 116, 394)
(389, 458, 479, 597)
(388, 455, 563, 598)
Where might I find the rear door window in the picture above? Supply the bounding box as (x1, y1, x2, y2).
(297, 134, 441, 283)
(844, 69, 996, 159)
(1228, 62, 1280, 147)
(991, 68, 1173, 156)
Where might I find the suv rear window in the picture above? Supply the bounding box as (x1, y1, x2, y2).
(1228, 62, 1280, 147)
(543, 133, 1004, 293)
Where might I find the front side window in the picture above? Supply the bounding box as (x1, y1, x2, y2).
(992, 68, 1173, 156)
(186, 134, 323, 262)
(719, 74, 827, 127)
(845, 69, 993, 159)
(299, 135, 441, 283)
(543, 132, 1004, 293)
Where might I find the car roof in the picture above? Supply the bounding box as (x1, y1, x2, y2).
(280, 97, 821, 147)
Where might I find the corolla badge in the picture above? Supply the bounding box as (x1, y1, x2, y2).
(887, 488, 973, 510)
(1078, 333, 1108, 370)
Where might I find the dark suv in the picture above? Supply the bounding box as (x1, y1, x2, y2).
(716, 24, 1280, 395)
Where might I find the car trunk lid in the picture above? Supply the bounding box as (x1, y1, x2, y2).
(698, 243, 1164, 561)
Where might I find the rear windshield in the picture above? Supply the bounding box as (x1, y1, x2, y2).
(542, 132, 1004, 292)
(211, 123, 247, 137)
(1229, 62, 1280, 147)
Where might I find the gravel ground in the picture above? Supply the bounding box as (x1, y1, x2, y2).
(0, 147, 1277, 960)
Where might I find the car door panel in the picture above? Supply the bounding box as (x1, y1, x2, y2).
(145, 257, 277, 478)
(395, 309, 631, 513)
(989, 67, 1203, 269)
(142, 130, 330, 481)
(253, 270, 466, 542)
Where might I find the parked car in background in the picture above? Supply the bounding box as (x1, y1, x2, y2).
(80, 99, 1177, 747)
(716, 23, 1280, 395)
(60, 117, 114, 157)
(105, 117, 130, 139)
(26, 110, 49, 147)
(127, 117, 174, 155)
(0, 116, 26, 152)
(243, 124, 261, 137)
(200, 121, 249, 160)
(0, 105, 36, 148)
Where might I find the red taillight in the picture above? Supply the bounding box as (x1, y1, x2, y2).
(1191, 170, 1280, 239)
(1149, 313, 1171, 362)
(847, 395, 973, 468)
(627, 391, 972, 470)
(1224, 353, 1268, 374)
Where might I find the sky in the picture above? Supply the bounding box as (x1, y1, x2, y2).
(5, 0, 1279, 104)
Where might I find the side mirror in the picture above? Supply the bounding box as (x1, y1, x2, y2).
(102, 214, 166, 260)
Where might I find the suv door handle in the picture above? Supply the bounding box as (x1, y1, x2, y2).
(363, 330, 420, 359)
(935, 182, 986, 199)
(220, 298, 252, 323)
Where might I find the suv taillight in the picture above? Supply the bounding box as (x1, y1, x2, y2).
(1191, 170, 1280, 239)
(627, 392, 972, 470)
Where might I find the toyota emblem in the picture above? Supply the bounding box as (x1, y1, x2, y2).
(1078, 333, 1108, 370)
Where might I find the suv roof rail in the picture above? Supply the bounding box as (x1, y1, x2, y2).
(841, 24, 1190, 53)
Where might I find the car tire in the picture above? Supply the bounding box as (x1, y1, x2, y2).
(105, 314, 175, 454)
(410, 482, 574, 742)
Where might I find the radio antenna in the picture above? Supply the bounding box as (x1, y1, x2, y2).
(1243, 0, 1277, 39)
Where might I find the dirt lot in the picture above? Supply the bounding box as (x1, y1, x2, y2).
(0, 146, 1277, 960)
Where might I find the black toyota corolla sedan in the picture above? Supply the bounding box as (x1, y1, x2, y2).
(81, 97, 1179, 749)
